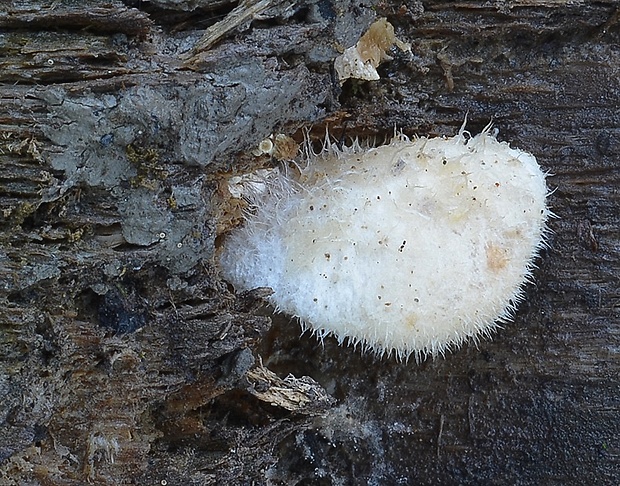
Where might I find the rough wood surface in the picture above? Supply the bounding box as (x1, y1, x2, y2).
(1, 0, 620, 484)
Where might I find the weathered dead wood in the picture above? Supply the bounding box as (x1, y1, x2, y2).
(1, 0, 620, 485)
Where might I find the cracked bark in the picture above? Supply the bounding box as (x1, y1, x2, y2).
(1, 0, 620, 484)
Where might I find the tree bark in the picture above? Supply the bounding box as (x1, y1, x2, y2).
(1, 1, 620, 484)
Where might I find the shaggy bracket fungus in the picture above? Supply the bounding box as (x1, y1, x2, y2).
(219, 124, 550, 361)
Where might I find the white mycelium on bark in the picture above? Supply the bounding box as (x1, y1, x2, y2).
(219, 125, 550, 361)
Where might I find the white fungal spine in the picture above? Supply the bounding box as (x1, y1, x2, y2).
(220, 125, 551, 362)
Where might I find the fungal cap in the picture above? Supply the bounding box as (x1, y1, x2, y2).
(220, 126, 550, 361)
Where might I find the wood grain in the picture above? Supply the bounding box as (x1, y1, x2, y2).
(1, 0, 619, 484)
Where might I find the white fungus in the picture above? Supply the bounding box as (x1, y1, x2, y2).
(219, 124, 550, 361)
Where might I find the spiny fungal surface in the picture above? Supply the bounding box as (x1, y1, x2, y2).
(219, 124, 550, 361)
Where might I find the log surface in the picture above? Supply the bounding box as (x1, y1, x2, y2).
(1, 0, 619, 484)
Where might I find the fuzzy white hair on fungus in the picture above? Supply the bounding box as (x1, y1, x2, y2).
(219, 123, 551, 362)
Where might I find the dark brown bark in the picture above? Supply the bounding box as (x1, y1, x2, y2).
(1, 0, 620, 484)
